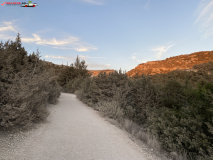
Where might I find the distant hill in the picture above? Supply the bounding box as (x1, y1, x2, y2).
(126, 51, 213, 77)
(88, 70, 115, 77)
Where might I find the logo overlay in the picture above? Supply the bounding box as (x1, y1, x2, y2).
(1, 1, 38, 7)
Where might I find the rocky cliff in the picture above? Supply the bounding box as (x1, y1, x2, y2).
(127, 51, 213, 77)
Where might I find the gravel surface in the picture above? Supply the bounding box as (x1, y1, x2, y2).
(0, 93, 163, 160)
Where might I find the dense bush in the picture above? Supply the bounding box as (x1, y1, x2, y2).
(0, 33, 61, 130)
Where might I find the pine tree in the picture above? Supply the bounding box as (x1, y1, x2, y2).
(74, 55, 80, 69)
(15, 32, 22, 50)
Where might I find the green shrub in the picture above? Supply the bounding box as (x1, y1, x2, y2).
(146, 80, 213, 160)
(129, 75, 163, 125)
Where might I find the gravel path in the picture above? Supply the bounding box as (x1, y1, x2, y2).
(0, 93, 163, 160)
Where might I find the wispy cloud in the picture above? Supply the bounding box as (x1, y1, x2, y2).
(131, 56, 136, 60)
(131, 53, 147, 63)
(0, 21, 97, 52)
(151, 44, 175, 59)
(83, 0, 104, 5)
(87, 63, 111, 69)
(195, 0, 213, 23)
(0, 21, 18, 40)
(44, 55, 105, 65)
(0, 25, 17, 32)
(0, 22, 18, 33)
(79, 55, 104, 60)
(0, 34, 16, 41)
(45, 55, 75, 60)
(21, 34, 97, 52)
(143, 0, 151, 10)
(36, 29, 53, 34)
(195, 0, 213, 38)
(137, 60, 147, 63)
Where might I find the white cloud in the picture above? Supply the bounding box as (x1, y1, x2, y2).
(137, 60, 147, 63)
(131, 56, 136, 59)
(0, 26, 17, 32)
(21, 34, 41, 43)
(45, 54, 105, 64)
(79, 55, 104, 60)
(195, 0, 213, 38)
(83, 0, 104, 5)
(0, 22, 18, 33)
(45, 55, 75, 60)
(0, 34, 16, 41)
(87, 63, 111, 69)
(151, 44, 175, 59)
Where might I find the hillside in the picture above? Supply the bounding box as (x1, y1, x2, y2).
(127, 51, 213, 77)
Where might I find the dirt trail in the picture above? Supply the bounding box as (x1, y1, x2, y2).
(0, 93, 162, 160)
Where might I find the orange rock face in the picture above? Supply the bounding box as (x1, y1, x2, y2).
(88, 70, 115, 77)
(126, 51, 213, 77)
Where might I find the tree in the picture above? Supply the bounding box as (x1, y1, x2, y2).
(74, 55, 80, 69)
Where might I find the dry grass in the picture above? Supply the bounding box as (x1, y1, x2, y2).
(121, 119, 161, 151)
(110, 118, 191, 160)
(121, 119, 199, 160)
(93, 100, 124, 120)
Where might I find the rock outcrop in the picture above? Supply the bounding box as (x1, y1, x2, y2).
(127, 51, 213, 77)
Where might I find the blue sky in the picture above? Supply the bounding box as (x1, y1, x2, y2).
(1, 0, 213, 71)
